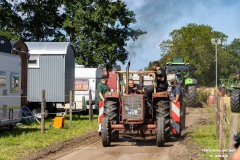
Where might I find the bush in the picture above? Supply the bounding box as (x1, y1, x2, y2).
(197, 87, 210, 103)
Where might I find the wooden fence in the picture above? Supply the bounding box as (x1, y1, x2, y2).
(214, 90, 238, 160)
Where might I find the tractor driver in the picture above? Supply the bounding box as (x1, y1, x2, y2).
(127, 79, 144, 94)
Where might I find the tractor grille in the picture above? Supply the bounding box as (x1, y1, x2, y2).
(122, 95, 144, 121)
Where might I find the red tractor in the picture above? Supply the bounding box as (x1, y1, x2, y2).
(101, 65, 173, 147)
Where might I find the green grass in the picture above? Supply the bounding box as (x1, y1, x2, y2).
(0, 114, 98, 160)
(191, 104, 234, 160)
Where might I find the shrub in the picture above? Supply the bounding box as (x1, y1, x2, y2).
(197, 87, 210, 103)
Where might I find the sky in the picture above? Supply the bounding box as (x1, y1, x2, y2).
(118, 0, 240, 70)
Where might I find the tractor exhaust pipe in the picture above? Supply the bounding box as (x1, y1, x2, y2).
(126, 61, 130, 95)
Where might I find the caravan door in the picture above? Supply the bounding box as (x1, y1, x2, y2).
(75, 79, 88, 110)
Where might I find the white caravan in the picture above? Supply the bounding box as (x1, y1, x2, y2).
(0, 52, 22, 127)
(74, 65, 103, 110)
(59, 65, 103, 111)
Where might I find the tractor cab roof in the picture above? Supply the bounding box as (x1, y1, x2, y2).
(166, 62, 190, 66)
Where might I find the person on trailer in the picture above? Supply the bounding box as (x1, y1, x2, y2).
(127, 79, 144, 94)
(145, 61, 168, 104)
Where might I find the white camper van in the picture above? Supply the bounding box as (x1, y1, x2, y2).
(74, 65, 103, 110)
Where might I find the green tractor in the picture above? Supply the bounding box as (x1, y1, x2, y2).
(219, 78, 232, 97)
(230, 69, 240, 112)
(165, 58, 197, 107)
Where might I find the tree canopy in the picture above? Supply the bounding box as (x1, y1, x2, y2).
(147, 23, 239, 85)
(62, 0, 146, 67)
(0, 0, 146, 67)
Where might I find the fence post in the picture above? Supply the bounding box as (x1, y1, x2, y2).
(41, 90, 45, 135)
(89, 89, 93, 120)
(214, 90, 219, 139)
(70, 90, 72, 127)
(219, 100, 226, 160)
(228, 114, 239, 160)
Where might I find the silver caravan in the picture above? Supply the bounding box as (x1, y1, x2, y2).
(25, 42, 75, 118)
(74, 65, 103, 110)
(0, 36, 29, 127)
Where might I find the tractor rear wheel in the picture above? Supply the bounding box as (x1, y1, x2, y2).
(102, 117, 111, 147)
(186, 85, 197, 107)
(104, 100, 119, 140)
(231, 89, 240, 113)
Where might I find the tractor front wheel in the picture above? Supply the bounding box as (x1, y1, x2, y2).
(156, 100, 170, 146)
(156, 116, 165, 147)
(186, 85, 197, 107)
(102, 117, 111, 147)
(231, 89, 240, 113)
(104, 100, 119, 140)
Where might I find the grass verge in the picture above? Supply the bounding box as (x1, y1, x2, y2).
(191, 103, 234, 160)
(0, 114, 98, 160)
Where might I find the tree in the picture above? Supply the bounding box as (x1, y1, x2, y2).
(3, 0, 145, 67)
(16, 0, 65, 41)
(0, 0, 21, 40)
(62, 0, 146, 67)
(158, 23, 233, 85)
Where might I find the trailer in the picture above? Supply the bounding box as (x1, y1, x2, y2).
(74, 65, 103, 110)
(58, 65, 103, 111)
(0, 36, 28, 127)
(25, 42, 75, 118)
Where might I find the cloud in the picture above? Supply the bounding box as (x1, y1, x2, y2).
(120, 0, 240, 70)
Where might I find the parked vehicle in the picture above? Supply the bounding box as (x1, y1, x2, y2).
(165, 57, 197, 107)
(0, 36, 29, 127)
(64, 65, 103, 111)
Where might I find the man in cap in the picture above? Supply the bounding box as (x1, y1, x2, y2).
(97, 74, 110, 134)
(97, 74, 110, 102)
(170, 78, 186, 129)
(169, 78, 182, 103)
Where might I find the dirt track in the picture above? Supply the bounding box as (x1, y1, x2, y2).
(22, 106, 208, 160)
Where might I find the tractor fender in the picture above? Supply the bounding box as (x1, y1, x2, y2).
(104, 91, 120, 98)
(185, 78, 197, 85)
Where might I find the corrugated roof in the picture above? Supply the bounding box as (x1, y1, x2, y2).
(25, 42, 74, 55)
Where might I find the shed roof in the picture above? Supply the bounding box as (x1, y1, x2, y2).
(25, 42, 75, 55)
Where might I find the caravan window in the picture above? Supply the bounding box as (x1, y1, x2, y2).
(28, 55, 40, 68)
(0, 71, 6, 87)
(75, 79, 89, 91)
(10, 73, 19, 93)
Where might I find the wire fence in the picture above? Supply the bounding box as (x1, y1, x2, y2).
(214, 90, 238, 160)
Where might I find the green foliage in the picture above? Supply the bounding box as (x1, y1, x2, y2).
(197, 87, 210, 103)
(1, 0, 145, 67)
(158, 23, 237, 85)
(16, 0, 64, 41)
(0, 0, 22, 40)
(63, 0, 146, 67)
